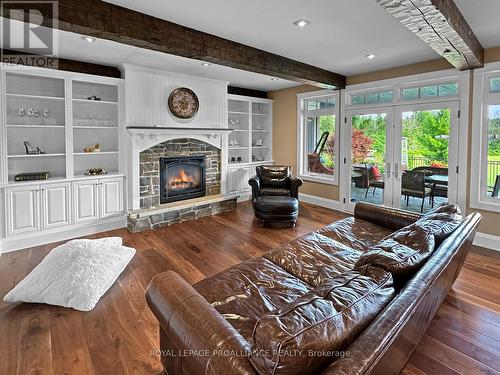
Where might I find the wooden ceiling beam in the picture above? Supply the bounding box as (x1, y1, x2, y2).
(376, 0, 484, 70)
(1, 0, 345, 88)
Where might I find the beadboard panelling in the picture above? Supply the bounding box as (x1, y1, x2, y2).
(123, 64, 228, 128)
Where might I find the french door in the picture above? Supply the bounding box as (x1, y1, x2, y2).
(343, 101, 460, 213)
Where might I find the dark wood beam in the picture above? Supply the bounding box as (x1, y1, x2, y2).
(1, 49, 121, 78)
(376, 0, 484, 70)
(1, 1, 345, 88)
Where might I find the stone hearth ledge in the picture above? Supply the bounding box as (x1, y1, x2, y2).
(127, 193, 238, 232)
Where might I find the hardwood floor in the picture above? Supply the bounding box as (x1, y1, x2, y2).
(0, 202, 498, 375)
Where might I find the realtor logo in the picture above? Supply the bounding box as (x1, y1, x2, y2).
(1, 1, 58, 68)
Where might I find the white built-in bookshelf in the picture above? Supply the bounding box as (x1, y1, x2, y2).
(1, 68, 123, 184)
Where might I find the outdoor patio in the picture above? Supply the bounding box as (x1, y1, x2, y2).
(351, 186, 447, 214)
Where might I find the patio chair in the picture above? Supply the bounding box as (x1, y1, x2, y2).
(365, 165, 384, 198)
(401, 171, 432, 213)
(493, 175, 500, 198)
(412, 166, 448, 204)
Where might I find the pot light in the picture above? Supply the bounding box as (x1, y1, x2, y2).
(270, 77, 279, 81)
(201, 62, 211, 66)
(293, 19, 310, 28)
(365, 54, 376, 60)
(81, 36, 96, 43)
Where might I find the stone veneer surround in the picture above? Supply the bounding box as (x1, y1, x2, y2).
(139, 138, 221, 208)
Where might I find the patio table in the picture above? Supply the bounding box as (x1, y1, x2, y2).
(425, 174, 448, 186)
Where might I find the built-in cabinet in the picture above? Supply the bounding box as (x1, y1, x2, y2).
(227, 95, 273, 196)
(0, 65, 126, 252)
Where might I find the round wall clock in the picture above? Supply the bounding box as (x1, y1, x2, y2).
(167, 87, 199, 119)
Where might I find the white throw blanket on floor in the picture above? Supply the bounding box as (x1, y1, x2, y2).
(3, 237, 136, 311)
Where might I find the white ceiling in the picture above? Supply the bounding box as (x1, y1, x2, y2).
(105, 0, 440, 76)
(454, 0, 500, 48)
(3, 1, 499, 91)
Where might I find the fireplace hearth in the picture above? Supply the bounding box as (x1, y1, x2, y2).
(160, 156, 206, 203)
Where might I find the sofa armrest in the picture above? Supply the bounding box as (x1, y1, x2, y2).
(248, 176, 260, 200)
(354, 202, 421, 231)
(146, 271, 256, 375)
(289, 177, 303, 199)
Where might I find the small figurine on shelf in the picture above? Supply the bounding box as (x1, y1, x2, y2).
(24, 141, 46, 155)
(87, 95, 102, 101)
(85, 168, 107, 176)
(84, 143, 102, 153)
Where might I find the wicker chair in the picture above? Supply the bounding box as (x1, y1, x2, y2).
(401, 171, 432, 213)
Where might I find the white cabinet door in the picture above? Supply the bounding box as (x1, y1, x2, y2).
(99, 178, 123, 218)
(6, 186, 40, 236)
(42, 183, 71, 229)
(228, 167, 240, 193)
(74, 180, 99, 223)
(239, 166, 251, 192)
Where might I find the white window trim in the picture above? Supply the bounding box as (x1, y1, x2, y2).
(340, 68, 470, 213)
(297, 89, 340, 185)
(470, 61, 500, 212)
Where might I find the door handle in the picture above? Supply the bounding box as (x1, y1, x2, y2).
(394, 162, 399, 179)
(385, 162, 391, 178)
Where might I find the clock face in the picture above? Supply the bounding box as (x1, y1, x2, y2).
(168, 87, 199, 119)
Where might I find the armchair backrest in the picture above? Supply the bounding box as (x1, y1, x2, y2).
(402, 171, 425, 192)
(412, 166, 448, 176)
(256, 165, 291, 188)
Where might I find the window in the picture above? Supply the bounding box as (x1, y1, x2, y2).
(350, 90, 394, 105)
(471, 65, 500, 211)
(297, 91, 340, 184)
(402, 83, 459, 101)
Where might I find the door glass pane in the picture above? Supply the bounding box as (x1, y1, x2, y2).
(403, 87, 419, 100)
(350, 114, 386, 206)
(306, 115, 336, 177)
(421, 85, 438, 98)
(379, 90, 394, 103)
(490, 78, 500, 93)
(438, 83, 458, 97)
(400, 109, 451, 213)
(487, 105, 500, 198)
(352, 94, 365, 105)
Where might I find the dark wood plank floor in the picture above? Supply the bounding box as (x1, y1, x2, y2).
(0, 202, 498, 375)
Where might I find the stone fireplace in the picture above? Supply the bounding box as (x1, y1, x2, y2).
(139, 138, 221, 208)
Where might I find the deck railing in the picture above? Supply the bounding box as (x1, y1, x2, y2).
(406, 157, 500, 189)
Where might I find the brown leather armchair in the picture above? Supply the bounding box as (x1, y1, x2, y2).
(248, 165, 303, 200)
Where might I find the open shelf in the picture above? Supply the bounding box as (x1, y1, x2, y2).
(6, 93, 64, 101)
(7, 153, 65, 158)
(6, 124, 65, 128)
(74, 151, 119, 156)
(72, 98, 118, 105)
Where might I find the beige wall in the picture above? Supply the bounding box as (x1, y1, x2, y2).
(269, 47, 500, 236)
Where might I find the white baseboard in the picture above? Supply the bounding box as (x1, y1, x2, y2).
(299, 193, 341, 211)
(0, 216, 126, 254)
(237, 191, 252, 202)
(473, 232, 500, 252)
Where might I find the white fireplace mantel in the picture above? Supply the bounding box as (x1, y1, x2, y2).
(126, 126, 231, 210)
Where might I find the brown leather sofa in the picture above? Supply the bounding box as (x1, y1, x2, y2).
(146, 203, 481, 375)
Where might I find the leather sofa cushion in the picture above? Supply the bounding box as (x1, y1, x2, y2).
(194, 257, 311, 341)
(259, 187, 291, 196)
(317, 217, 393, 252)
(414, 203, 463, 244)
(264, 232, 361, 287)
(250, 266, 395, 375)
(257, 166, 291, 188)
(354, 225, 435, 278)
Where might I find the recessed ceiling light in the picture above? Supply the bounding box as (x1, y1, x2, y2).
(81, 36, 96, 43)
(293, 19, 310, 28)
(270, 77, 279, 81)
(365, 54, 376, 60)
(201, 62, 211, 66)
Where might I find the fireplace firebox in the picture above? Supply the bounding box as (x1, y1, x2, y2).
(160, 156, 206, 204)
